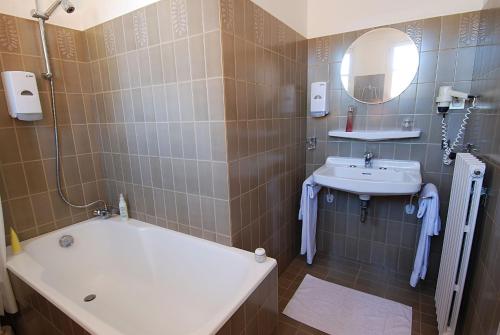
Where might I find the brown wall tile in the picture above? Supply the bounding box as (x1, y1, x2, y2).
(306, 11, 491, 279)
(458, 7, 500, 335)
(221, 0, 307, 270)
(0, 17, 102, 238)
(55, 2, 236, 244)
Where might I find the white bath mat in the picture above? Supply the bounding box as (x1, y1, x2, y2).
(283, 274, 412, 335)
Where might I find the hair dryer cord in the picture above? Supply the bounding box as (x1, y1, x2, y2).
(440, 99, 476, 165)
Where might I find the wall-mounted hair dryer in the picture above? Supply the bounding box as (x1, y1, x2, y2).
(435, 86, 479, 165)
(435, 86, 469, 113)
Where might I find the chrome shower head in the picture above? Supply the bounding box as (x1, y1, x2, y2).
(61, 0, 76, 14)
(31, 0, 75, 20)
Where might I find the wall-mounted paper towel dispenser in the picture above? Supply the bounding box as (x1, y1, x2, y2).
(310, 82, 328, 117)
(1, 71, 43, 121)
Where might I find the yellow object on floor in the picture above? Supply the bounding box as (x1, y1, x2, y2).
(10, 228, 22, 255)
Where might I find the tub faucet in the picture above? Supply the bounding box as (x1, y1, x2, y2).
(364, 151, 374, 168)
(93, 206, 116, 219)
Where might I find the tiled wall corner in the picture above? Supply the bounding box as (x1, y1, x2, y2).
(0, 14, 107, 242)
(216, 267, 278, 335)
(459, 158, 500, 335)
(84, 0, 234, 244)
(0, 0, 307, 255)
(306, 12, 482, 280)
(219, 0, 308, 270)
(459, 7, 500, 335)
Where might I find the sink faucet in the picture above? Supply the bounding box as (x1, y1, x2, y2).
(364, 152, 374, 168)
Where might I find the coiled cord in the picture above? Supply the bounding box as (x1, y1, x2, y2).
(440, 98, 477, 165)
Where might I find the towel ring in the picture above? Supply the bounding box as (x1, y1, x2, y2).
(413, 192, 433, 200)
(416, 183, 435, 200)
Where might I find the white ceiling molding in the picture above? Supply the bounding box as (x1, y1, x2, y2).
(249, 0, 308, 37)
(0, 0, 161, 31)
(250, 0, 486, 38)
(0, 0, 488, 35)
(306, 0, 485, 38)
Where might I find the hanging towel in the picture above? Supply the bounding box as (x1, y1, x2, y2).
(299, 175, 322, 264)
(410, 184, 441, 287)
(0, 198, 18, 315)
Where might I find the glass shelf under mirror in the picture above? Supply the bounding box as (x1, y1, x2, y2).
(328, 129, 421, 141)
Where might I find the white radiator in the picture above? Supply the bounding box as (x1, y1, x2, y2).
(435, 153, 485, 335)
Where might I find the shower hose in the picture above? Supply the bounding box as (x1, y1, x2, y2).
(48, 78, 107, 209)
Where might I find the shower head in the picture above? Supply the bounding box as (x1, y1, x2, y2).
(31, 0, 75, 20)
(61, 0, 76, 14)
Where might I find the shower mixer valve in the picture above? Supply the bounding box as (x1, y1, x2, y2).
(93, 207, 117, 219)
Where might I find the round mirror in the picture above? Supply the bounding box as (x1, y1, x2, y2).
(340, 28, 419, 104)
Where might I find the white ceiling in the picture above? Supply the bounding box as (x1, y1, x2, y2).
(251, 0, 308, 37)
(252, 0, 486, 38)
(306, 0, 486, 38)
(0, 0, 160, 31)
(0, 0, 488, 36)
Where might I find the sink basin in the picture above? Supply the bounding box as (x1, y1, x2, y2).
(313, 156, 422, 196)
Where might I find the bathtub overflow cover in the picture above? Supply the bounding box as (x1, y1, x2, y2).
(84, 294, 96, 302)
(59, 235, 74, 248)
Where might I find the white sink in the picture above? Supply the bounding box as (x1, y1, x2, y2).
(313, 156, 422, 196)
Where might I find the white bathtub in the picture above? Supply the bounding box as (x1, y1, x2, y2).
(6, 217, 277, 335)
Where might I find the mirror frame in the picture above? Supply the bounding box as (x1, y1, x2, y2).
(340, 28, 420, 105)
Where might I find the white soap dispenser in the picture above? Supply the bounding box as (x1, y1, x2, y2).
(1, 71, 43, 121)
(119, 194, 129, 221)
(310, 82, 328, 117)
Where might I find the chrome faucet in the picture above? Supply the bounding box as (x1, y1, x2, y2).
(364, 152, 374, 168)
(92, 206, 116, 219)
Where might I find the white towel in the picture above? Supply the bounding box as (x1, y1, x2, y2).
(299, 175, 321, 264)
(410, 184, 441, 287)
(0, 197, 17, 315)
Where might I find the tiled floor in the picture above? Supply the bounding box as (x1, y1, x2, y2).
(277, 254, 439, 335)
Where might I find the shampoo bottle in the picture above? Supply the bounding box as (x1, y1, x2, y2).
(10, 228, 22, 255)
(119, 194, 129, 221)
(346, 105, 355, 132)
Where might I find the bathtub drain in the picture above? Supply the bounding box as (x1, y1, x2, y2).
(84, 294, 96, 302)
(59, 235, 74, 248)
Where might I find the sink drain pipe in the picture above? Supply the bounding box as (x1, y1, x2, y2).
(359, 195, 370, 223)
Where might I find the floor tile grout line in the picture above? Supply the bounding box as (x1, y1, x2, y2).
(278, 254, 437, 335)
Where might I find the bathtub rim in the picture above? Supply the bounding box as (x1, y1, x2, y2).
(6, 217, 277, 335)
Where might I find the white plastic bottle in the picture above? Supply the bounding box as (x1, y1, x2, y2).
(119, 193, 129, 221)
